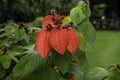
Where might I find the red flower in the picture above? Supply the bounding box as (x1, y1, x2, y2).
(49, 29, 69, 55)
(35, 30, 52, 58)
(35, 10, 79, 58)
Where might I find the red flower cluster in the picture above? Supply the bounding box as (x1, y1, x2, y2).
(35, 10, 79, 58)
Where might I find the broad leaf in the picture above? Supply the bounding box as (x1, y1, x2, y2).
(77, 32, 87, 51)
(77, 2, 91, 18)
(0, 54, 12, 69)
(62, 16, 72, 25)
(70, 7, 86, 26)
(85, 67, 109, 80)
(108, 66, 120, 80)
(70, 49, 88, 79)
(73, 49, 88, 72)
(78, 21, 96, 44)
(5, 23, 18, 35)
(0, 64, 6, 79)
(13, 53, 46, 79)
(70, 65, 84, 80)
(53, 50, 72, 74)
(22, 67, 61, 80)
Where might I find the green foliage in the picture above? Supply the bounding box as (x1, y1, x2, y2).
(13, 53, 46, 79)
(62, 16, 72, 25)
(70, 49, 88, 80)
(0, 64, 6, 79)
(85, 67, 108, 80)
(53, 50, 72, 74)
(78, 21, 96, 44)
(77, 32, 87, 51)
(22, 67, 61, 80)
(70, 2, 96, 44)
(0, 2, 101, 80)
(0, 0, 79, 23)
(0, 54, 11, 69)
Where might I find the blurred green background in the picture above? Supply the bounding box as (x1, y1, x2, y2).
(0, 0, 120, 69)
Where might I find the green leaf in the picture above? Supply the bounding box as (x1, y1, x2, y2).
(74, 49, 88, 72)
(70, 7, 86, 26)
(82, 4, 91, 18)
(22, 67, 61, 80)
(0, 38, 8, 47)
(0, 64, 6, 79)
(0, 54, 12, 69)
(70, 65, 84, 80)
(85, 67, 109, 80)
(108, 66, 120, 80)
(77, 2, 91, 18)
(62, 16, 72, 25)
(22, 44, 35, 54)
(53, 50, 72, 74)
(77, 32, 87, 51)
(13, 53, 46, 79)
(78, 21, 96, 44)
(5, 74, 14, 80)
(5, 23, 18, 35)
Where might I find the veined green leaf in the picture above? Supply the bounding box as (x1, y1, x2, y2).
(53, 50, 72, 74)
(0, 64, 6, 79)
(73, 49, 88, 72)
(70, 49, 88, 80)
(13, 53, 46, 79)
(77, 2, 91, 17)
(70, 7, 86, 26)
(0, 54, 12, 69)
(78, 21, 96, 44)
(22, 67, 61, 80)
(77, 32, 87, 51)
(85, 67, 108, 80)
(62, 16, 72, 25)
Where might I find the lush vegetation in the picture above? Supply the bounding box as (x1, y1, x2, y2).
(0, 0, 78, 23)
(0, 0, 120, 80)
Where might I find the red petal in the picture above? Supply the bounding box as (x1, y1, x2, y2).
(49, 29, 69, 55)
(67, 29, 79, 54)
(41, 15, 56, 30)
(35, 30, 51, 58)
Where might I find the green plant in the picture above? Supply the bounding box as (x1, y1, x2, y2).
(1, 2, 117, 80)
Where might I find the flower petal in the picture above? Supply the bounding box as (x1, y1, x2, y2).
(67, 29, 79, 54)
(35, 30, 51, 58)
(41, 15, 56, 30)
(49, 29, 69, 55)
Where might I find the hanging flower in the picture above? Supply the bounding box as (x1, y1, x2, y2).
(35, 10, 79, 58)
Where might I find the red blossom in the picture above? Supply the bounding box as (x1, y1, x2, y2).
(49, 29, 69, 55)
(35, 30, 52, 58)
(67, 29, 79, 54)
(35, 10, 79, 58)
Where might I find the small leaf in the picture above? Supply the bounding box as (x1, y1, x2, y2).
(62, 16, 72, 25)
(0, 54, 12, 69)
(85, 67, 109, 80)
(53, 50, 72, 74)
(13, 53, 46, 79)
(78, 21, 96, 44)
